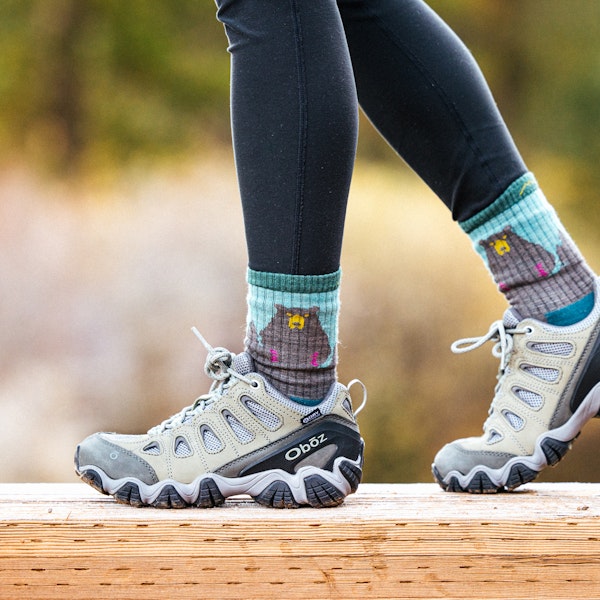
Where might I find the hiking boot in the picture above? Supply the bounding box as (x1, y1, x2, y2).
(75, 329, 366, 508)
(432, 285, 600, 493)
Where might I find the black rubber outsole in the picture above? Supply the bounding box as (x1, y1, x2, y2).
(432, 435, 575, 494)
(76, 458, 362, 509)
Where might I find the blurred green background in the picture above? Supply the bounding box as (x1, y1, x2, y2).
(2, 0, 600, 484)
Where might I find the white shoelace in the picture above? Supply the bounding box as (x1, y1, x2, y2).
(451, 319, 534, 427)
(148, 328, 256, 435)
(451, 319, 532, 374)
(452, 319, 539, 438)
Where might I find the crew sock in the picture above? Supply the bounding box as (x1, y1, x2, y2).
(460, 173, 595, 326)
(245, 269, 340, 402)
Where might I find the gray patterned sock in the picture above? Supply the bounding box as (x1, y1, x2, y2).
(245, 269, 340, 403)
(461, 173, 595, 325)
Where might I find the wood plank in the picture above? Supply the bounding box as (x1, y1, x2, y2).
(1, 483, 600, 599)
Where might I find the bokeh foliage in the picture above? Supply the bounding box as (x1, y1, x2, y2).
(0, 0, 229, 174)
(1, 1, 600, 188)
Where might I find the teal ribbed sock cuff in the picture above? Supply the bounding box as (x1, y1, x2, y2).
(460, 173, 540, 235)
(247, 269, 341, 294)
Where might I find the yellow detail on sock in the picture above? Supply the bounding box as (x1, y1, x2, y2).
(287, 312, 310, 330)
(519, 180, 534, 196)
(490, 235, 511, 256)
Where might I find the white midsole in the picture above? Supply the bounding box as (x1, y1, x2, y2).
(79, 454, 361, 505)
(441, 382, 600, 488)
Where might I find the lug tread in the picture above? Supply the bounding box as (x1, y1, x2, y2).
(541, 437, 573, 466)
(151, 485, 187, 509)
(195, 478, 226, 508)
(506, 463, 539, 490)
(114, 482, 145, 507)
(79, 469, 108, 496)
(433, 466, 466, 493)
(446, 476, 463, 493)
(304, 475, 345, 508)
(339, 460, 362, 494)
(465, 471, 499, 494)
(253, 481, 300, 509)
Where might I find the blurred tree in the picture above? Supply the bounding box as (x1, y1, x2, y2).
(0, 0, 230, 175)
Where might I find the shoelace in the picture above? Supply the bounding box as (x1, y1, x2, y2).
(452, 319, 534, 427)
(148, 328, 256, 435)
(451, 319, 532, 374)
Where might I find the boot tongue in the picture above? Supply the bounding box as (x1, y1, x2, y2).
(503, 307, 522, 328)
(232, 352, 254, 375)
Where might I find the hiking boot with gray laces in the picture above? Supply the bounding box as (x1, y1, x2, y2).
(75, 328, 366, 508)
(433, 282, 600, 493)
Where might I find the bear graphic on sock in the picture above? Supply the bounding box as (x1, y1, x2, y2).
(253, 305, 332, 369)
(480, 226, 556, 290)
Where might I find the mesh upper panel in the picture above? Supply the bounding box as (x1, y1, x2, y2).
(503, 410, 525, 431)
(514, 387, 544, 409)
(201, 426, 223, 452)
(223, 411, 255, 443)
(521, 364, 559, 382)
(174, 436, 193, 457)
(243, 398, 281, 429)
(142, 442, 161, 455)
(487, 429, 503, 444)
(530, 341, 573, 356)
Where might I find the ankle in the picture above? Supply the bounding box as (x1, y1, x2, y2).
(245, 268, 341, 402)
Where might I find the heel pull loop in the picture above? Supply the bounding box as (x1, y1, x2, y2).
(347, 379, 367, 417)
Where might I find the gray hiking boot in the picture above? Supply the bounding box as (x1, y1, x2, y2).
(433, 282, 600, 493)
(75, 329, 365, 508)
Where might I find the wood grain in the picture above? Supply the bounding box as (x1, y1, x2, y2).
(1, 483, 600, 599)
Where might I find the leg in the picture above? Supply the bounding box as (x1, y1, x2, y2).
(218, 0, 358, 401)
(221, 0, 357, 275)
(339, 0, 600, 492)
(339, 0, 594, 325)
(338, 0, 526, 221)
(74, 0, 365, 509)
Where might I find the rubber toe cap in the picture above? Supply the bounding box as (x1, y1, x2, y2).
(75, 433, 159, 486)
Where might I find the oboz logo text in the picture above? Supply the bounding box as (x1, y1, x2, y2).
(285, 433, 328, 461)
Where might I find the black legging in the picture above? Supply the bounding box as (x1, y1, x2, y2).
(215, 0, 527, 275)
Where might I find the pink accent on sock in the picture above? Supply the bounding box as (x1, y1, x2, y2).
(311, 352, 319, 367)
(270, 349, 279, 363)
(499, 281, 510, 292)
(536, 262, 549, 277)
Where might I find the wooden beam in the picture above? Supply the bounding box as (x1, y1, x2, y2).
(1, 482, 600, 599)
